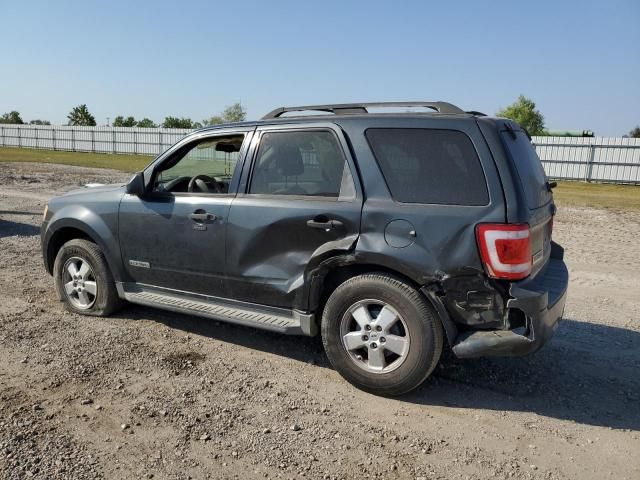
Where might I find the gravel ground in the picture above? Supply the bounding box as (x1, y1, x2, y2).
(1, 162, 639, 480)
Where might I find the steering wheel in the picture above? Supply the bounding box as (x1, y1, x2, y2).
(188, 174, 222, 193)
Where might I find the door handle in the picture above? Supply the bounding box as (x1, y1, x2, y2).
(307, 218, 343, 231)
(189, 212, 217, 222)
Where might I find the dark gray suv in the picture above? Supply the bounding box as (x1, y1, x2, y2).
(41, 102, 568, 395)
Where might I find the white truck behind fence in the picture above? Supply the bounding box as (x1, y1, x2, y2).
(1, 124, 639, 184)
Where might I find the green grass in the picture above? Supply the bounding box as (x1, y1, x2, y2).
(1, 146, 639, 210)
(0, 146, 153, 173)
(553, 181, 640, 210)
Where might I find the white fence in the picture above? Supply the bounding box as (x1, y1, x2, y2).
(1, 124, 640, 184)
(533, 136, 640, 184)
(0, 124, 190, 156)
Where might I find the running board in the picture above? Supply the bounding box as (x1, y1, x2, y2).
(117, 283, 316, 336)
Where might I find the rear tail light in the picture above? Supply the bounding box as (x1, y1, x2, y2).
(476, 224, 532, 280)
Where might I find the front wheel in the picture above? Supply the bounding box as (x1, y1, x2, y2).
(321, 274, 443, 396)
(53, 239, 123, 316)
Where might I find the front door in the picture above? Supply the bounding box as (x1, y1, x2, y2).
(225, 125, 363, 309)
(118, 130, 252, 297)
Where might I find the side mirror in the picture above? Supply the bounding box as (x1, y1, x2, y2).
(126, 171, 146, 195)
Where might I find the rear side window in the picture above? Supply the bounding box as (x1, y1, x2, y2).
(500, 130, 551, 209)
(249, 130, 355, 199)
(365, 129, 489, 205)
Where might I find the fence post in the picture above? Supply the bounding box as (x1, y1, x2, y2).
(71, 128, 76, 152)
(585, 144, 596, 182)
(134, 129, 138, 155)
(53, 127, 57, 150)
(91, 128, 95, 153)
(35, 126, 39, 149)
(17, 126, 21, 147)
(158, 130, 163, 155)
(1, 125, 4, 147)
(112, 129, 116, 153)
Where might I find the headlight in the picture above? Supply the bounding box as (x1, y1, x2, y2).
(42, 204, 48, 222)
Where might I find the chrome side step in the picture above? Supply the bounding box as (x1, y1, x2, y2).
(117, 283, 316, 336)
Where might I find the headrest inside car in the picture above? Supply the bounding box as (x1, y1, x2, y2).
(274, 143, 304, 177)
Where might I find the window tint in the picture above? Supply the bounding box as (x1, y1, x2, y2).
(365, 129, 489, 205)
(249, 130, 354, 198)
(500, 130, 551, 209)
(155, 135, 244, 193)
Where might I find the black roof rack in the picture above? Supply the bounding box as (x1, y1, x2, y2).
(261, 101, 465, 119)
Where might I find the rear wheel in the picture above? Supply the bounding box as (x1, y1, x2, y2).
(321, 273, 443, 396)
(53, 239, 123, 316)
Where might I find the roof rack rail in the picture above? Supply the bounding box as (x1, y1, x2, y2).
(261, 101, 465, 119)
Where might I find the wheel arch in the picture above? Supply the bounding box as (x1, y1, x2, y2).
(44, 217, 123, 281)
(308, 258, 458, 345)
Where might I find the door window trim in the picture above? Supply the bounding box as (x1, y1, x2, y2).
(238, 124, 361, 202)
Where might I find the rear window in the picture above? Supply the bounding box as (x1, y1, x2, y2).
(365, 128, 489, 205)
(500, 130, 551, 209)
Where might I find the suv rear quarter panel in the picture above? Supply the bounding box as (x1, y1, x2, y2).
(337, 116, 508, 326)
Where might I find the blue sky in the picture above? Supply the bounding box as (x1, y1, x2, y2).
(1, 0, 638, 135)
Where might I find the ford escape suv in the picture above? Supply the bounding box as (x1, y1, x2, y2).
(41, 101, 568, 396)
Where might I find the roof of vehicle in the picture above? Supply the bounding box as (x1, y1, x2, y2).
(192, 101, 489, 134)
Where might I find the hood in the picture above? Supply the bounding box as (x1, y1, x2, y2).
(62, 183, 127, 197)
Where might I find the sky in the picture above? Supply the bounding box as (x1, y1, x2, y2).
(1, 0, 639, 136)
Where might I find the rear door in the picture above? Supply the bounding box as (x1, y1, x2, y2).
(225, 123, 362, 310)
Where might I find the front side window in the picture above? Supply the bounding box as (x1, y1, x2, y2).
(366, 128, 489, 205)
(154, 134, 244, 194)
(249, 130, 355, 198)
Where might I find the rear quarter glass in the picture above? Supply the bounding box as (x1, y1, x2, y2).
(365, 128, 489, 206)
(499, 130, 551, 209)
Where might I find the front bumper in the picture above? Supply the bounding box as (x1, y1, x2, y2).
(452, 243, 568, 358)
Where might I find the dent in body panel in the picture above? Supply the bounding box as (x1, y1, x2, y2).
(440, 274, 506, 328)
(358, 234, 506, 329)
(232, 232, 358, 309)
(225, 196, 361, 309)
(301, 218, 508, 332)
(355, 204, 509, 331)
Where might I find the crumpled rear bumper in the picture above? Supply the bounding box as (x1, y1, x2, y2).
(452, 243, 568, 358)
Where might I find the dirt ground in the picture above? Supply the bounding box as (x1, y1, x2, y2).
(1, 162, 638, 480)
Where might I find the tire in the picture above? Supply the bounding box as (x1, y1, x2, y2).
(321, 273, 443, 396)
(53, 238, 123, 316)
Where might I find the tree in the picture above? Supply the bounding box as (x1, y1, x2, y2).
(0, 111, 24, 124)
(203, 102, 247, 126)
(137, 118, 157, 128)
(67, 104, 96, 126)
(112, 115, 137, 127)
(204, 115, 224, 125)
(162, 116, 199, 129)
(29, 119, 51, 125)
(627, 126, 640, 138)
(496, 95, 545, 136)
(221, 102, 246, 122)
